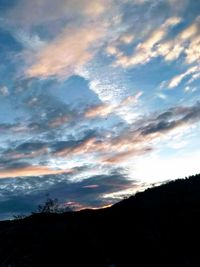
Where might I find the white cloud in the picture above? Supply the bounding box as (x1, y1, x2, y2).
(168, 65, 200, 88)
(120, 33, 135, 44)
(187, 72, 200, 85)
(113, 16, 181, 68)
(0, 86, 9, 96)
(105, 14, 200, 93)
(156, 16, 200, 63)
(14, 31, 45, 50)
(157, 93, 167, 100)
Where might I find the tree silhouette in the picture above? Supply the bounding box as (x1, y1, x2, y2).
(35, 194, 73, 214)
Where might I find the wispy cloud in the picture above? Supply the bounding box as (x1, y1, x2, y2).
(84, 92, 143, 118)
(168, 65, 200, 88)
(0, 86, 9, 96)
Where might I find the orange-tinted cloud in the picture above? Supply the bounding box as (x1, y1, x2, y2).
(84, 104, 114, 118)
(49, 115, 71, 128)
(82, 184, 99, 188)
(26, 25, 105, 79)
(84, 92, 143, 118)
(102, 149, 142, 164)
(0, 166, 74, 179)
(55, 137, 98, 157)
(5, 147, 49, 160)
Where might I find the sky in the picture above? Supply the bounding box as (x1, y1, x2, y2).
(0, 0, 200, 219)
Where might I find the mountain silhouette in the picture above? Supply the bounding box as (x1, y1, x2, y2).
(1, 174, 200, 266)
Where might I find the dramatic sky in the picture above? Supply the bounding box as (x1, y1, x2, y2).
(0, 0, 200, 219)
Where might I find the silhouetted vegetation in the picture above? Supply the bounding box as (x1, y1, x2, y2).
(34, 194, 72, 215)
(12, 214, 27, 220)
(12, 195, 72, 220)
(1, 174, 200, 266)
(36, 196, 60, 214)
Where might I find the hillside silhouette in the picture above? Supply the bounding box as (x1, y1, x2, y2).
(1, 174, 200, 266)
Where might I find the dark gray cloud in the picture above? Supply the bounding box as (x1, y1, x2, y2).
(141, 120, 178, 135)
(141, 101, 200, 136)
(0, 170, 137, 219)
(15, 142, 47, 152)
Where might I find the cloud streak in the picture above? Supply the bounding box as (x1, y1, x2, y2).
(168, 66, 200, 88)
(84, 92, 143, 118)
(0, 165, 74, 179)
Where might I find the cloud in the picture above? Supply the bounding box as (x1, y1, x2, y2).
(167, 0, 188, 11)
(85, 103, 115, 118)
(142, 103, 200, 136)
(85, 76, 128, 103)
(112, 16, 181, 68)
(187, 72, 200, 85)
(47, 101, 200, 167)
(14, 31, 45, 51)
(106, 32, 135, 57)
(179, 19, 199, 40)
(0, 165, 74, 179)
(1, 98, 200, 178)
(0, 98, 200, 218)
(184, 34, 200, 64)
(7, 0, 110, 28)
(157, 93, 167, 100)
(6, 0, 116, 81)
(49, 115, 71, 128)
(120, 33, 135, 44)
(99, 101, 200, 164)
(139, 102, 200, 137)
(25, 25, 105, 79)
(4, 148, 48, 161)
(102, 147, 152, 164)
(82, 184, 99, 188)
(0, 169, 138, 219)
(1, 0, 200, 221)
(156, 16, 200, 64)
(54, 136, 99, 157)
(0, 86, 9, 96)
(84, 92, 143, 118)
(106, 14, 200, 91)
(155, 16, 200, 88)
(168, 65, 200, 88)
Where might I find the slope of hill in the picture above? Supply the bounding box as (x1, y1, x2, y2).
(1, 174, 200, 267)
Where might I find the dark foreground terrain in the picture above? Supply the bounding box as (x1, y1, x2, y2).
(1, 174, 200, 267)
